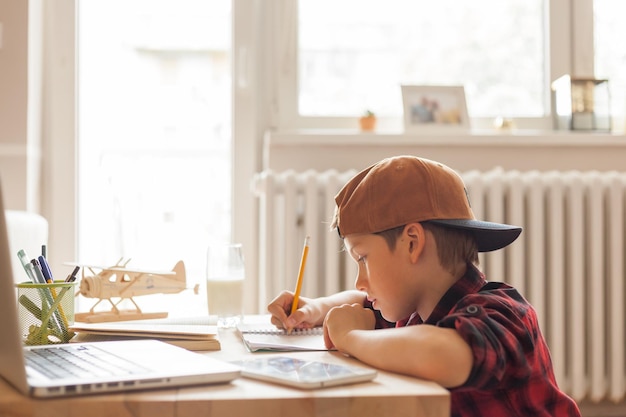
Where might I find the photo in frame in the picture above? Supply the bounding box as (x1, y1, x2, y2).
(401, 85, 470, 133)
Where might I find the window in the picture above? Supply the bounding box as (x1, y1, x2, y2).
(271, 0, 624, 131)
(298, 1, 545, 119)
(77, 0, 232, 316)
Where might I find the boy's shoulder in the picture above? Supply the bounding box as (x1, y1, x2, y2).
(449, 281, 533, 320)
(435, 281, 542, 352)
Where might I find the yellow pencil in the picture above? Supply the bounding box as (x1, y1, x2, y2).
(290, 236, 310, 316)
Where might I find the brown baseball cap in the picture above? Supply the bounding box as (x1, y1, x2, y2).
(334, 155, 522, 252)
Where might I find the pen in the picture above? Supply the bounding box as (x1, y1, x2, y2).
(38, 255, 69, 328)
(17, 250, 38, 283)
(44, 280, 71, 337)
(39, 255, 69, 326)
(30, 259, 47, 284)
(38, 255, 54, 282)
(31, 258, 66, 337)
(290, 236, 310, 316)
(65, 265, 80, 282)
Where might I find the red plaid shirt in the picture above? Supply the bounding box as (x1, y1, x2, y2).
(369, 264, 581, 417)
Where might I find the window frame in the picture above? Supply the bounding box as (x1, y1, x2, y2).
(44, 0, 263, 310)
(270, 0, 595, 132)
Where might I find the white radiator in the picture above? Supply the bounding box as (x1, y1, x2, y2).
(252, 169, 358, 307)
(252, 167, 626, 404)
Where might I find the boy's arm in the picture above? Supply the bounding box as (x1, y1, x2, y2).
(267, 290, 366, 330)
(324, 303, 473, 388)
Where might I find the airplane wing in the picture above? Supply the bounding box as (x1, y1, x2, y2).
(107, 267, 175, 275)
(64, 262, 175, 276)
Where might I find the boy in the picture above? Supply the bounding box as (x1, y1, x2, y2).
(268, 155, 581, 417)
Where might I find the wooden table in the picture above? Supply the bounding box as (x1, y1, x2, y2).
(0, 321, 450, 417)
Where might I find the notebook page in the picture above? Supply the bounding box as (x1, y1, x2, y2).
(236, 323, 329, 352)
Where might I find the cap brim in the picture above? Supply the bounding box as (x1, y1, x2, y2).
(427, 219, 522, 252)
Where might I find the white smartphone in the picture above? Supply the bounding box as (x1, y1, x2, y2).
(231, 356, 377, 389)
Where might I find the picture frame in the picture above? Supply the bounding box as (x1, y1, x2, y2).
(401, 85, 470, 133)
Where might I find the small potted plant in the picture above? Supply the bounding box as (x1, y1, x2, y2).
(359, 110, 377, 131)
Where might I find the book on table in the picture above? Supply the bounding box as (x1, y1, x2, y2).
(69, 317, 220, 351)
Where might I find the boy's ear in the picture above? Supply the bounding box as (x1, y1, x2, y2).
(403, 223, 425, 261)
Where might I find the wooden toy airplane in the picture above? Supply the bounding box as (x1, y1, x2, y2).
(72, 258, 200, 323)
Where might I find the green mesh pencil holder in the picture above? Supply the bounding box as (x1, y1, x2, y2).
(16, 281, 77, 345)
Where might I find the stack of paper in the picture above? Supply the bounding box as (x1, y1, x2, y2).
(69, 317, 220, 351)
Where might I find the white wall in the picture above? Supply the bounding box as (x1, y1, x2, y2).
(0, 0, 75, 282)
(0, 0, 42, 212)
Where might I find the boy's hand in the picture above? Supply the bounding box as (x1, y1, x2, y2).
(267, 291, 322, 330)
(323, 303, 376, 351)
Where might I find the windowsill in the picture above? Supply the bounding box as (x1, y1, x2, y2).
(266, 128, 626, 147)
(263, 128, 626, 172)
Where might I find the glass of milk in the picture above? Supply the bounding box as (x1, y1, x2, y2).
(206, 243, 245, 328)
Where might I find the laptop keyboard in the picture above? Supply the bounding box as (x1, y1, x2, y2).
(25, 345, 151, 380)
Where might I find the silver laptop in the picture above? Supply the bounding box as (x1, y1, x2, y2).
(0, 179, 240, 397)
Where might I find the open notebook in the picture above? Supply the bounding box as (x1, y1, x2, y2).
(236, 322, 330, 352)
(0, 177, 240, 398)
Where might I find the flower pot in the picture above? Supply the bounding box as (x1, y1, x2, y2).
(359, 116, 376, 131)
